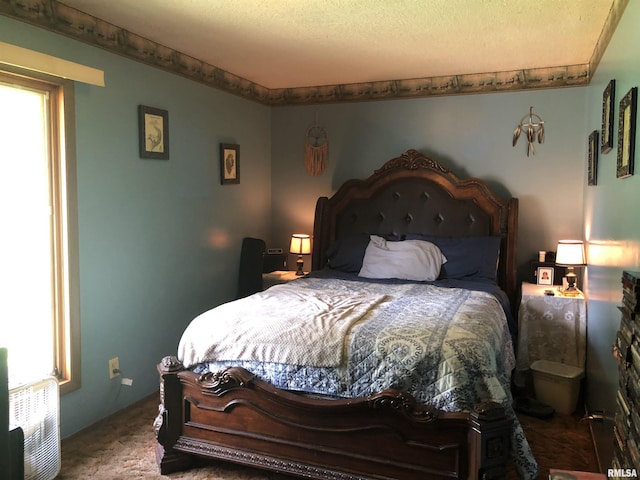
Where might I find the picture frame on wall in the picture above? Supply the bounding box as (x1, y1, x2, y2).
(138, 105, 169, 160)
(220, 143, 240, 184)
(601, 79, 615, 154)
(537, 266, 554, 286)
(617, 87, 637, 179)
(588, 130, 598, 186)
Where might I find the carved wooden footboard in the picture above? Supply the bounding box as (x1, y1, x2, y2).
(155, 357, 512, 480)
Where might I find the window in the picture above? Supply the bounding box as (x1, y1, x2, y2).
(0, 67, 80, 394)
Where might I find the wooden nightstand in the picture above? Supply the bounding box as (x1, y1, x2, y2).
(516, 282, 586, 372)
(262, 270, 300, 289)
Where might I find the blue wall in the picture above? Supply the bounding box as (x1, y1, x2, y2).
(583, 0, 640, 414)
(271, 87, 587, 285)
(0, 16, 272, 437)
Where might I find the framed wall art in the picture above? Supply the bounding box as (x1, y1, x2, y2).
(601, 79, 615, 154)
(220, 143, 240, 184)
(537, 266, 554, 286)
(617, 87, 637, 179)
(588, 130, 598, 186)
(138, 105, 169, 160)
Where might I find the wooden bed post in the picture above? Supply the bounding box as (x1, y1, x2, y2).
(154, 356, 194, 474)
(505, 197, 519, 319)
(311, 195, 329, 271)
(467, 402, 511, 480)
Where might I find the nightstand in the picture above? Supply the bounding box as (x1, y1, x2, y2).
(516, 282, 586, 373)
(262, 270, 300, 289)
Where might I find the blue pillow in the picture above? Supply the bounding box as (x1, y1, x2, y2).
(404, 235, 501, 283)
(326, 234, 371, 272)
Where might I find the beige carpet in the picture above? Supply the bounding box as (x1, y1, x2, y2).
(56, 393, 601, 479)
(57, 393, 295, 480)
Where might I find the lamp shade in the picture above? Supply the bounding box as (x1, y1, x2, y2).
(289, 234, 311, 255)
(555, 240, 586, 266)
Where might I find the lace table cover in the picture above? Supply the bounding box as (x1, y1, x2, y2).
(516, 282, 586, 371)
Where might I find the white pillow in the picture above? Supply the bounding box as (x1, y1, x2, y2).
(358, 235, 447, 281)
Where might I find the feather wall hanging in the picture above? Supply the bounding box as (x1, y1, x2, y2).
(513, 106, 545, 156)
(304, 116, 328, 176)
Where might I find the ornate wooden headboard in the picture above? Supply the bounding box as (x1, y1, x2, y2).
(311, 149, 519, 307)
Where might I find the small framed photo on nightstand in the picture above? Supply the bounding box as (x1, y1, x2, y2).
(537, 266, 554, 286)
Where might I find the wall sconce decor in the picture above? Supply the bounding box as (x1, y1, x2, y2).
(555, 240, 586, 296)
(289, 234, 312, 276)
(513, 106, 545, 156)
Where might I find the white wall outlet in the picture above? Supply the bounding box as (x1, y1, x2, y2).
(108, 357, 120, 379)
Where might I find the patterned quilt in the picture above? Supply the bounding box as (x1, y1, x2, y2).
(179, 285, 386, 368)
(182, 275, 538, 479)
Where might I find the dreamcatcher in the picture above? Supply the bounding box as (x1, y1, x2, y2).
(304, 117, 328, 176)
(512, 106, 545, 156)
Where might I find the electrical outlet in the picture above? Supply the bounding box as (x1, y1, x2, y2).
(108, 357, 120, 379)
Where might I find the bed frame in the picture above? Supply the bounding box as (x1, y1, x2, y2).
(155, 149, 519, 479)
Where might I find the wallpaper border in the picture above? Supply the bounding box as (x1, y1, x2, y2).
(0, 0, 629, 106)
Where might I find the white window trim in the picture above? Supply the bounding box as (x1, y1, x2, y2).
(0, 41, 104, 87)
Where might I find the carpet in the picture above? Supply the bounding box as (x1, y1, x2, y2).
(56, 393, 602, 479)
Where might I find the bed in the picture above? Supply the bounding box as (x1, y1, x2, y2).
(154, 149, 537, 480)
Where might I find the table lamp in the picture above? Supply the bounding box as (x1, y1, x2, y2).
(289, 234, 311, 276)
(555, 240, 586, 296)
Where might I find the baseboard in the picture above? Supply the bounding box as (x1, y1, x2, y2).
(61, 390, 159, 443)
(584, 404, 615, 473)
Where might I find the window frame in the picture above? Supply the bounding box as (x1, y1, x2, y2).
(0, 66, 81, 395)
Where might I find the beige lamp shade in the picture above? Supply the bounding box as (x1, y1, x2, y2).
(555, 240, 586, 266)
(289, 234, 312, 255)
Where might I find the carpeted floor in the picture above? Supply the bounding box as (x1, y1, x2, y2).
(56, 393, 603, 479)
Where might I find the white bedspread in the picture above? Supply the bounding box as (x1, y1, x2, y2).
(178, 283, 387, 368)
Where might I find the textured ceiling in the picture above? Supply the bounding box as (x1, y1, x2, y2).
(57, 0, 616, 89)
(0, 0, 625, 104)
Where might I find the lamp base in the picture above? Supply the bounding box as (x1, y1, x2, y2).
(561, 271, 580, 296)
(295, 256, 305, 276)
(561, 287, 581, 297)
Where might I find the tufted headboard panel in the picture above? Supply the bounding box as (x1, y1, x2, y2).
(333, 178, 495, 238)
(312, 149, 519, 307)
